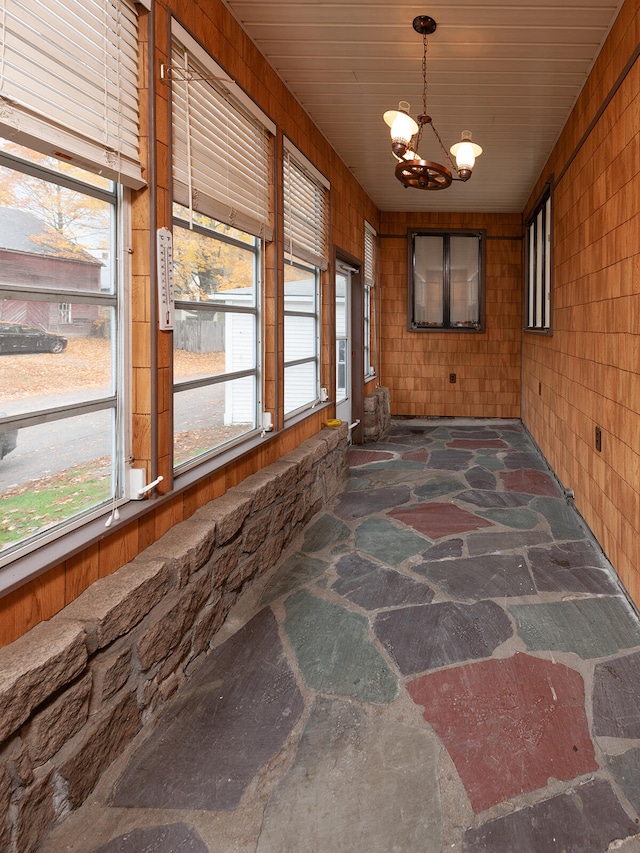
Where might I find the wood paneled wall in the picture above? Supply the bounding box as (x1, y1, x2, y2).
(379, 212, 522, 419)
(0, 0, 378, 647)
(521, 0, 640, 603)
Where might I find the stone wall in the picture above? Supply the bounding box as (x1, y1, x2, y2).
(0, 424, 348, 853)
(363, 386, 391, 442)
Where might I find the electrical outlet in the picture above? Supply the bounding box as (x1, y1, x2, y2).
(595, 425, 602, 452)
(449, 373, 457, 384)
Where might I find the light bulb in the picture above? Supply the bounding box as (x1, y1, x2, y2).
(450, 131, 482, 181)
(384, 101, 419, 157)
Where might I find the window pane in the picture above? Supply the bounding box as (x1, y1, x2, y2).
(0, 410, 114, 553)
(544, 196, 552, 323)
(0, 162, 114, 294)
(414, 236, 443, 326)
(0, 141, 112, 191)
(449, 236, 480, 327)
(284, 362, 317, 414)
(284, 315, 316, 361)
(284, 258, 319, 418)
(335, 272, 347, 337)
(528, 226, 536, 326)
(172, 217, 260, 467)
(0, 301, 116, 415)
(364, 284, 371, 377)
(284, 267, 317, 314)
(174, 308, 256, 381)
(173, 222, 256, 303)
(0, 140, 123, 561)
(173, 205, 255, 246)
(526, 190, 551, 331)
(174, 378, 256, 466)
(336, 338, 347, 402)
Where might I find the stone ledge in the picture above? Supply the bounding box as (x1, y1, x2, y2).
(0, 423, 349, 853)
(0, 621, 88, 744)
(58, 557, 171, 653)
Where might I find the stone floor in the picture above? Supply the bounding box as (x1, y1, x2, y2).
(43, 420, 640, 852)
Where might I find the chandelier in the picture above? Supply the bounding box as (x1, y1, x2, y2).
(383, 15, 482, 190)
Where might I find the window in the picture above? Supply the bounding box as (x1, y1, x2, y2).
(172, 211, 261, 467)
(170, 24, 274, 467)
(284, 259, 320, 416)
(364, 222, 377, 378)
(409, 230, 485, 331)
(0, 143, 128, 561)
(0, 0, 141, 570)
(283, 142, 329, 417)
(525, 186, 552, 332)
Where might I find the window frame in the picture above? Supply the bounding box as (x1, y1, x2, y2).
(169, 21, 276, 470)
(171, 212, 263, 472)
(363, 221, 377, 380)
(283, 257, 321, 419)
(0, 145, 131, 569)
(407, 228, 486, 332)
(524, 183, 553, 334)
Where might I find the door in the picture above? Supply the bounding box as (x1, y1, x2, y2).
(335, 263, 352, 425)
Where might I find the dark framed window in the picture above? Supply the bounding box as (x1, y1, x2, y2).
(408, 229, 485, 331)
(525, 185, 552, 332)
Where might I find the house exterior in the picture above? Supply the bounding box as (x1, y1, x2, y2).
(0, 209, 103, 337)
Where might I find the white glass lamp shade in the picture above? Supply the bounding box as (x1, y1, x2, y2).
(383, 101, 419, 152)
(450, 131, 483, 177)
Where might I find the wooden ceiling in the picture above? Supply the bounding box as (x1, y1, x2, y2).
(222, 0, 623, 213)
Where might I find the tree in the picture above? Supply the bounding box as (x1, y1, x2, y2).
(0, 142, 110, 251)
(172, 220, 254, 301)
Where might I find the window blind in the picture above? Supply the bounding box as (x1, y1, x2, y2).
(283, 144, 329, 271)
(364, 221, 377, 286)
(0, 0, 143, 188)
(171, 38, 274, 241)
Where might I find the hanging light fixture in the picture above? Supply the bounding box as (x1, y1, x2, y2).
(383, 15, 482, 190)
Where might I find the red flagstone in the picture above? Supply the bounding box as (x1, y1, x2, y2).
(402, 448, 429, 462)
(347, 449, 394, 466)
(389, 503, 493, 538)
(407, 653, 597, 813)
(499, 469, 558, 496)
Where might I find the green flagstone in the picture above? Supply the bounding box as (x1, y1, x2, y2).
(256, 698, 443, 853)
(475, 454, 505, 471)
(260, 553, 329, 604)
(414, 476, 463, 500)
(430, 428, 454, 441)
(345, 476, 372, 491)
(510, 596, 640, 659)
(283, 590, 398, 703)
(606, 748, 640, 814)
(477, 507, 540, 530)
(301, 513, 350, 552)
(532, 497, 585, 539)
(355, 517, 429, 566)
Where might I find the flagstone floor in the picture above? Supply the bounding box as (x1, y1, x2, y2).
(43, 419, 640, 852)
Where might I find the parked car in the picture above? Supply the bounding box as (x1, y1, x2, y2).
(0, 413, 17, 460)
(0, 322, 67, 354)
